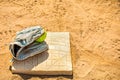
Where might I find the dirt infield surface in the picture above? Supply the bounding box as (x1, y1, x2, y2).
(0, 0, 120, 80)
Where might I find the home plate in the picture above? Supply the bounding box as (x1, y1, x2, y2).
(11, 32, 72, 75)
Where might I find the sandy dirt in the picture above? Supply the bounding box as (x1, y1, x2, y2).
(0, 0, 120, 80)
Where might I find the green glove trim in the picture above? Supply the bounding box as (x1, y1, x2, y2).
(36, 32, 47, 43)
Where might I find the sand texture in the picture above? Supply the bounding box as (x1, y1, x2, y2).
(0, 0, 120, 80)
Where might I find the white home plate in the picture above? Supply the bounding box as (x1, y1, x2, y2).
(11, 32, 72, 75)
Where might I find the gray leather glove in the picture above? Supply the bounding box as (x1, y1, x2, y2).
(9, 26, 48, 60)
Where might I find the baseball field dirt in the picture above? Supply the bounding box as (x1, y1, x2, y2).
(0, 0, 120, 80)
